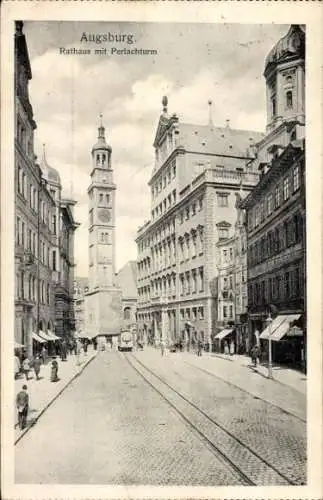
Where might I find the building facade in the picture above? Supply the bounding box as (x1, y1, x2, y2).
(73, 277, 89, 334)
(15, 21, 78, 356)
(241, 25, 306, 367)
(15, 21, 55, 357)
(115, 261, 138, 332)
(136, 97, 263, 348)
(84, 120, 122, 343)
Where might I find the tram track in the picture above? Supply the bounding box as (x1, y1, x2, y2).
(184, 359, 306, 423)
(125, 352, 300, 486)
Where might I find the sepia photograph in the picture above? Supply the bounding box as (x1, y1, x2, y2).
(1, 2, 322, 500)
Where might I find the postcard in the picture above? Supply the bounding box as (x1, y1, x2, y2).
(1, 1, 322, 500)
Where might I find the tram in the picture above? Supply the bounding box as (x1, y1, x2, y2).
(118, 330, 133, 352)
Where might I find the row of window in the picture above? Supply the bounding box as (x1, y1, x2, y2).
(138, 267, 205, 300)
(248, 213, 303, 267)
(178, 227, 204, 262)
(248, 266, 302, 306)
(152, 189, 177, 220)
(151, 159, 176, 199)
(180, 306, 204, 321)
(138, 227, 205, 279)
(17, 166, 57, 233)
(179, 267, 204, 295)
(138, 219, 176, 254)
(17, 271, 51, 305)
(16, 118, 33, 158)
(248, 165, 300, 230)
(179, 197, 203, 223)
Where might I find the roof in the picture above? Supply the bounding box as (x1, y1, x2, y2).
(264, 25, 305, 76)
(177, 123, 264, 158)
(40, 146, 61, 185)
(241, 140, 304, 209)
(92, 125, 112, 153)
(115, 261, 137, 299)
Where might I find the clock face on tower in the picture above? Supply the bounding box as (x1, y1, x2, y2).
(98, 208, 111, 223)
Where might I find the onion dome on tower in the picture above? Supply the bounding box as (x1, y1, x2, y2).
(40, 144, 61, 186)
(91, 114, 112, 169)
(264, 25, 305, 78)
(263, 25, 305, 133)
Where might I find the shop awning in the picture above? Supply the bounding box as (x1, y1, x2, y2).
(214, 328, 233, 340)
(259, 314, 301, 341)
(38, 330, 53, 342)
(47, 330, 60, 340)
(32, 332, 46, 343)
(185, 321, 195, 328)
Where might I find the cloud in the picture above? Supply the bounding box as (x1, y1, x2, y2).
(25, 22, 288, 276)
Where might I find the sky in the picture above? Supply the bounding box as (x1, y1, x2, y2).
(23, 21, 288, 277)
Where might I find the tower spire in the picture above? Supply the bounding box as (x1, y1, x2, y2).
(208, 100, 213, 126)
(98, 114, 105, 140)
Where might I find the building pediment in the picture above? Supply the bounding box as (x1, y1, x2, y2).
(153, 115, 170, 148)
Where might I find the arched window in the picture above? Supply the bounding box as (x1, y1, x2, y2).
(99, 194, 103, 204)
(102, 154, 106, 164)
(124, 307, 131, 320)
(96, 154, 100, 165)
(286, 90, 293, 108)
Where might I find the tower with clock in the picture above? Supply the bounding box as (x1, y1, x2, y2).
(84, 117, 122, 342)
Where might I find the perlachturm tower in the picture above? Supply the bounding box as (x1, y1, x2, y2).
(84, 117, 122, 345)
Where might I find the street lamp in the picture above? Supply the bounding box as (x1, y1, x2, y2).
(266, 313, 273, 379)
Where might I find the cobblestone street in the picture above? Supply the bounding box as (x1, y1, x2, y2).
(15, 348, 306, 485)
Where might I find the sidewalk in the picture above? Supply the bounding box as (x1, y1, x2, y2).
(143, 346, 306, 421)
(14, 348, 97, 444)
(209, 352, 306, 395)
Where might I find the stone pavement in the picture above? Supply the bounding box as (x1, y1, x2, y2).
(209, 352, 307, 395)
(14, 348, 97, 443)
(149, 346, 306, 421)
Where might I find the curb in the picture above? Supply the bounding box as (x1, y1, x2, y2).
(185, 351, 306, 394)
(14, 353, 97, 445)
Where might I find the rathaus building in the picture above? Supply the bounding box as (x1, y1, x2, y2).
(136, 97, 263, 348)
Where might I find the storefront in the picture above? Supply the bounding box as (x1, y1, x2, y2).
(259, 314, 304, 369)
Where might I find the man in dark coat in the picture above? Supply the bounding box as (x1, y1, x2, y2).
(16, 385, 29, 430)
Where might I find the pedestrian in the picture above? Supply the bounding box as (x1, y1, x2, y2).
(229, 339, 235, 356)
(22, 357, 31, 380)
(14, 354, 21, 379)
(41, 345, 47, 365)
(160, 339, 165, 356)
(50, 357, 59, 382)
(251, 345, 260, 367)
(75, 340, 81, 365)
(83, 339, 88, 356)
(16, 384, 29, 430)
(33, 355, 41, 380)
(198, 339, 204, 356)
(224, 341, 229, 355)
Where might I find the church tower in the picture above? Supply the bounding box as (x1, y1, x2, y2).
(85, 118, 122, 342)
